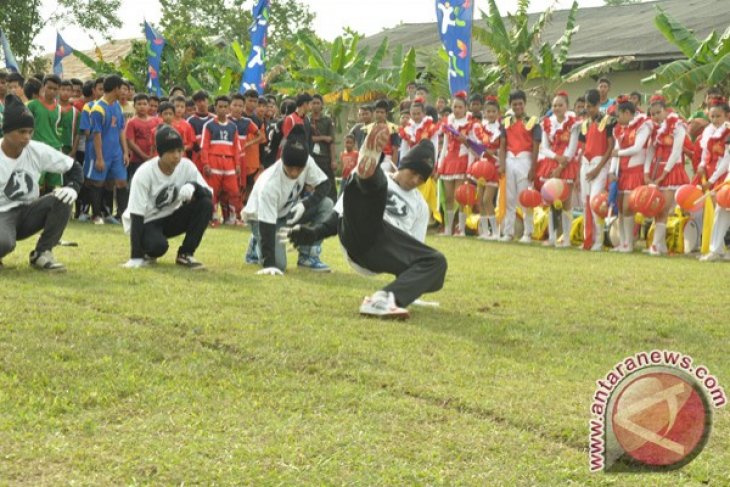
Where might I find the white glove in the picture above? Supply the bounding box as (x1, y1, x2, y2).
(256, 267, 284, 276)
(121, 258, 148, 269)
(286, 202, 306, 225)
(179, 183, 195, 203)
(53, 187, 78, 205)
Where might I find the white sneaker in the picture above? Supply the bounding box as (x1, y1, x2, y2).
(611, 244, 632, 253)
(542, 239, 556, 247)
(645, 245, 665, 256)
(590, 243, 603, 252)
(359, 291, 409, 319)
(518, 235, 532, 244)
(699, 252, 723, 262)
(29, 250, 66, 272)
(92, 216, 104, 225)
(498, 234, 512, 242)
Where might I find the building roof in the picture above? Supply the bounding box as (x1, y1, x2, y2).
(44, 38, 139, 80)
(360, 0, 730, 66)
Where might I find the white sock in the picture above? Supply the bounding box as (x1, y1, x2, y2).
(445, 210, 456, 236)
(547, 210, 556, 243)
(488, 216, 497, 236)
(458, 211, 467, 234)
(479, 216, 489, 236)
(622, 215, 635, 248)
(653, 223, 667, 252)
(562, 211, 573, 244)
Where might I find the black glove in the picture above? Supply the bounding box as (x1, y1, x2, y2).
(288, 224, 319, 247)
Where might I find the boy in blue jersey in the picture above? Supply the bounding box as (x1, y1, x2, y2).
(84, 75, 130, 225)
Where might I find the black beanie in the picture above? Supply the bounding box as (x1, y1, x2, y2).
(3, 95, 35, 134)
(281, 125, 309, 168)
(155, 124, 184, 156)
(399, 139, 435, 180)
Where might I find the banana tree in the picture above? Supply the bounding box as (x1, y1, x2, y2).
(526, 0, 632, 113)
(642, 7, 730, 113)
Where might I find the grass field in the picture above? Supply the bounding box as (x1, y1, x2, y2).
(0, 221, 728, 486)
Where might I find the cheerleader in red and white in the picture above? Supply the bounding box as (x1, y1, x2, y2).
(644, 96, 690, 255)
(437, 91, 479, 236)
(399, 97, 439, 160)
(473, 96, 502, 239)
(536, 91, 579, 246)
(695, 99, 730, 189)
(608, 96, 654, 252)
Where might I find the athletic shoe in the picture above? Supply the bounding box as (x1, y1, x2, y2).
(297, 256, 332, 272)
(77, 214, 90, 223)
(518, 235, 532, 244)
(498, 234, 512, 242)
(176, 253, 205, 270)
(645, 245, 665, 256)
(611, 244, 632, 253)
(542, 240, 556, 247)
(143, 255, 157, 265)
(92, 216, 104, 225)
(104, 215, 121, 225)
(699, 252, 723, 262)
(557, 239, 572, 248)
(29, 250, 66, 272)
(359, 291, 409, 319)
(590, 243, 603, 252)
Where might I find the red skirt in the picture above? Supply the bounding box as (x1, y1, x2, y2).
(654, 162, 689, 189)
(536, 158, 579, 190)
(439, 151, 468, 177)
(618, 165, 644, 192)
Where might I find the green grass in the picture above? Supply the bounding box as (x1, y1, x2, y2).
(0, 221, 728, 485)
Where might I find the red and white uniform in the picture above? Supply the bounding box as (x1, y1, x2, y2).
(696, 122, 730, 188)
(437, 113, 479, 179)
(201, 119, 242, 215)
(187, 112, 213, 172)
(502, 115, 540, 238)
(536, 112, 579, 188)
(644, 112, 690, 189)
(610, 114, 653, 192)
(474, 120, 501, 186)
(399, 116, 439, 160)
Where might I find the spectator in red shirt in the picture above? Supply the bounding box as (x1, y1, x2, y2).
(125, 94, 159, 181)
(172, 95, 196, 157)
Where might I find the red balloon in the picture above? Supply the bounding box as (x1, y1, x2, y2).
(519, 188, 542, 208)
(590, 191, 609, 219)
(630, 185, 666, 217)
(675, 184, 704, 212)
(455, 182, 478, 207)
(469, 159, 498, 184)
(717, 185, 730, 209)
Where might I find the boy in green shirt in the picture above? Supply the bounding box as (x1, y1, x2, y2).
(27, 75, 63, 191)
(58, 80, 78, 157)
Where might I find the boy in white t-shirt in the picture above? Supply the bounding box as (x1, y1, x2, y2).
(122, 125, 213, 269)
(243, 125, 333, 273)
(283, 129, 447, 319)
(0, 95, 83, 272)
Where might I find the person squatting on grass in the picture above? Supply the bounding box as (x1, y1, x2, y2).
(281, 126, 448, 319)
(0, 95, 84, 272)
(243, 124, 333, 274)
(121, 125, 212, 270)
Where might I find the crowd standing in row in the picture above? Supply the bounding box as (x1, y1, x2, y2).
(1, 71, 729, 288)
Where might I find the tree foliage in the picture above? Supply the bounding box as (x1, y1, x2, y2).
(642, 7, 730, 112)
(0, 0, 121, 71)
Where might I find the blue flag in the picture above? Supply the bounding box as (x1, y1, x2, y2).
(435, 0, 474, 96)
(0, 29, 19, 73)
(145, 21, 165, 96)
(53, 32, 75, 76)
(239, 0, 269, 94)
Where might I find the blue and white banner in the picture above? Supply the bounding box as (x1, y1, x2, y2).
(239, 0, 269, 94)
(0, 29, 19, 73)
(53, 32, 75, 76)
(435, 0, 474, 96)
(145, 21, 165, 96)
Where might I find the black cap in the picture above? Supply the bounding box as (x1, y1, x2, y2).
(281, 125, 309, 168)
(399, 139, 435, 180)
(2, 95, 34, 134)
(155, 124, 184, 156)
